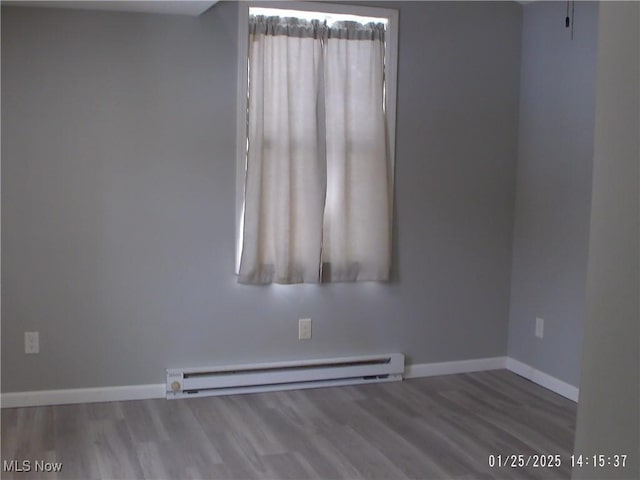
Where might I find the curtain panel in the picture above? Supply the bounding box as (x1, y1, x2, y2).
(239, 15, 391, 285)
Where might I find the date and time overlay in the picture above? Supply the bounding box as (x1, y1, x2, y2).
(488, 453, 629, 470)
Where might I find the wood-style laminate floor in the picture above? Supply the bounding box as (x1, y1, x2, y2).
(1, 370, 577, 480)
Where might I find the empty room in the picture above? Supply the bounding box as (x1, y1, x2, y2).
(1, 1, 638, 479)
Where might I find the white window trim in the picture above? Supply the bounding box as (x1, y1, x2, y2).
(234, 1, 399, 273)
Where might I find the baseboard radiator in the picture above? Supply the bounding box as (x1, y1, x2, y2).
(166, 353, 404, 399)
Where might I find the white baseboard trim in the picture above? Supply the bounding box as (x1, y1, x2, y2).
(1, 356, 579, 408)
(404, 356, 507, 378)
(1, 383, 165, 408)
(505, 357, 579, 402)
(405, 356, 578, 403)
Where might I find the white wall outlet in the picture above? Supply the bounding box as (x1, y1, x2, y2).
(298, 318, 312, 340)
(25, 331, 39, 354)
(535, 317, 544, 339)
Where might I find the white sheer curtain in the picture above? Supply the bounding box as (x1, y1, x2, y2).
(239, 17, 325, 284)
(239, 15, 391, 285)
(322, 22, 390, 282)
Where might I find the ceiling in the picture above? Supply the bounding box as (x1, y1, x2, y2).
(2, 1, 220, 16)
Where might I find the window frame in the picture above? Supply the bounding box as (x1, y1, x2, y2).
(235, 1, 399, 273)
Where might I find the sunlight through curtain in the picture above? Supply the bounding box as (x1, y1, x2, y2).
(239, 15, 390, 285)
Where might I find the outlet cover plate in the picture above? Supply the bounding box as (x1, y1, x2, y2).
(535, 318, 544, 339)
(25, 331, 39, 354)
(298, 318, 312, 340)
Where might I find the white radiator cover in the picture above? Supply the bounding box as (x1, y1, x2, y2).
(166, 353, 404, 399)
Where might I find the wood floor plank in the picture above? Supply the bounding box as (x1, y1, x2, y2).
(317, 397, 451, 478)
(361, 396, 484, 477)
(86, 401, 125, 423)
(255, 402, 364, 479)
(260, 452, 317, 480)
(147, 397, 223, 466)
(89, 418, 145, 479)
(52, 404, 101, 480)
(219, 394, 288, 456)
(317, 423, 409, 479)
(0, 370, 577, 480)
(120, 400, 165, 444)
(134, 441, 169, 480)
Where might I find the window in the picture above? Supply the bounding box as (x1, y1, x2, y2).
(235, 2, 398, 284)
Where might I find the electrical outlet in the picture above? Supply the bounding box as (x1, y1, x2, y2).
(25, 331, 39, 354)
(535, 318, 544, 339)
(298, 318, 312, 340)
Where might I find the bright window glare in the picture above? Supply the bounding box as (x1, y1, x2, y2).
(250, 7, 388, 26)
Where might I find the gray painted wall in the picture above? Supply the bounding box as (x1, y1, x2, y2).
(1, 2, 522, 392)
(573, 2, 639, 478)
(507, 1, 598, 387)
